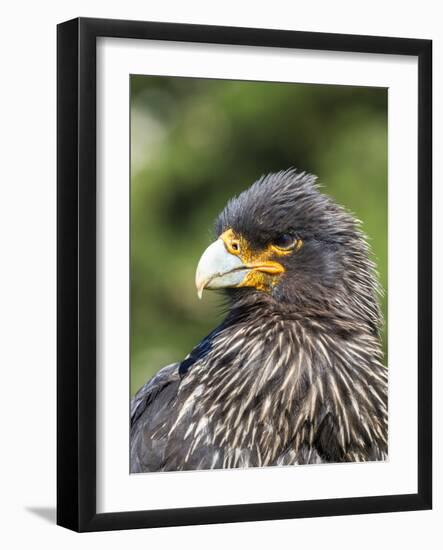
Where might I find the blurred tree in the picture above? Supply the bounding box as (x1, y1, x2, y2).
(131, 76, 387, 395)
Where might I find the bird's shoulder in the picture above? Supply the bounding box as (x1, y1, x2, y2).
(131, 362, 185, 472)
(130, 362, 180, 427)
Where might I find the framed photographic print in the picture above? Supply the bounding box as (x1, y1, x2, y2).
(57, 17, 432, 532)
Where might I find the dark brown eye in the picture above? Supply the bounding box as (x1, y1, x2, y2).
(273, 233, 295, 249)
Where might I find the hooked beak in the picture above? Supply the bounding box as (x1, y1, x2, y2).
(195, 237, 285, 298)
(195, 239, 249, 299)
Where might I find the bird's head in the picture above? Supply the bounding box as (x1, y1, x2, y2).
(195, 169, 381, 330)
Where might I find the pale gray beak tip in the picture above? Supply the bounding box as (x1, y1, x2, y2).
(195, 238, 246, 300)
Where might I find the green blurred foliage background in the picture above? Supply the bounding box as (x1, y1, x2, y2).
(131, 76, 387, 396)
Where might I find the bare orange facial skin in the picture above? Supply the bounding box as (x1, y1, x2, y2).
(219, 228, 299, 292)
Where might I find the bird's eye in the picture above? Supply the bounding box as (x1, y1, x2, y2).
(273, 233, 296, 249)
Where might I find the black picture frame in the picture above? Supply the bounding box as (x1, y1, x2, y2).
(57, 17, 432, 532)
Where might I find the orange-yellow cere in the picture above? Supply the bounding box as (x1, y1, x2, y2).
(219, 228, 302, 292)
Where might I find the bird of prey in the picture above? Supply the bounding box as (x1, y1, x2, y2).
(130, 169, 387, 472)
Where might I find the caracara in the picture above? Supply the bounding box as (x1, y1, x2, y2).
(130, 169, 387, 472)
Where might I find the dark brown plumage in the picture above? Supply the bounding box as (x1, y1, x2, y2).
(130, 169, 387, 472)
